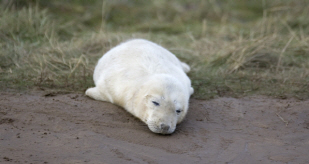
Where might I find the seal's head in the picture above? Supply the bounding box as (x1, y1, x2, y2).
(145, 94, 188, 134)
(136, 75, 189, 134)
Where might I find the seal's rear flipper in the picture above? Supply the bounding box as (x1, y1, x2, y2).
(181, 62, 191, 73)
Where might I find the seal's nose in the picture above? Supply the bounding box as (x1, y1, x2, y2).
(160, 124, 170, 131)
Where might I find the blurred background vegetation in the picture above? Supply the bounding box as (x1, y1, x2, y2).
(0, 0, 308, 99)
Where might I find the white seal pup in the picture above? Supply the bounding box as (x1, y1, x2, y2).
(85, 39, 194, 134)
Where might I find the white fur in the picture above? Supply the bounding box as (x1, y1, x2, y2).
(86, 39, 194, 134)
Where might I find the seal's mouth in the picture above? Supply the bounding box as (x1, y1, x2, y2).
(147, 123, 176, 134)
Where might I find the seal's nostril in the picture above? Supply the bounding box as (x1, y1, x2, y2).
(160, 124, 170, 131)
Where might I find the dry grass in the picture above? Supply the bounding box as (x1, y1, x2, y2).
(0, 0, 309, 99)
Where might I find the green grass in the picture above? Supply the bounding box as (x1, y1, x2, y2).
(1, 0, 309, 99)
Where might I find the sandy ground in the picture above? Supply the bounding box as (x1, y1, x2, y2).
(0, 91, 309, 164)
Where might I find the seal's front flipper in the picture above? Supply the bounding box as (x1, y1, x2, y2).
(85, 87, 108, 102)
(190, 87, 194, 96)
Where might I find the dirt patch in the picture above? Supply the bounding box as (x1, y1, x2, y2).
(0, 91, 308, 164)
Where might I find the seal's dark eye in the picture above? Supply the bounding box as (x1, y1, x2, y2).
(176, 109, 182, 114)
(152, 101, 160, 106)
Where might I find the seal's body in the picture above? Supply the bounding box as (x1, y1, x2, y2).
(86, 39, 193, 134)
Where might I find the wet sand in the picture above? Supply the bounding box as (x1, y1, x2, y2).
(1, 91, 309, 164)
